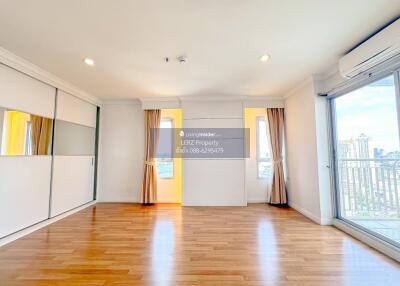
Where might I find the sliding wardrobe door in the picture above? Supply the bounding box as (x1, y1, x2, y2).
(0, 63, 55, 237)
(50, 90, 97, 217)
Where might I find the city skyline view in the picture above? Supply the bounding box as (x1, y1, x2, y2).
(335, 75, 400, 157)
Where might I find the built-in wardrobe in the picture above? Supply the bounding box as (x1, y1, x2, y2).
(0, 63, 99, 238)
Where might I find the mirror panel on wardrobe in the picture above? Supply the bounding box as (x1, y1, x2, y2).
(0, 107, 53, 156)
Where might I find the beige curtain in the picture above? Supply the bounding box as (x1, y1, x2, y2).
(141, 109, 161, 204)
(266, 108, 287, 204)
(30, 115, 52, 155)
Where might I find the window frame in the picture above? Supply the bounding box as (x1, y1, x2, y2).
(156, 117, 174, 180)
(328, 64, 400, 249)
(256, 116, 271, 180)
(24, 121, 32, 155)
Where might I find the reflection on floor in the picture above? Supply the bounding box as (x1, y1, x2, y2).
(0, 203, 399, 286)
(351, 219, 400, 243)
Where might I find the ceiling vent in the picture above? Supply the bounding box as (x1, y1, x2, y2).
(177, 55, 187, 63)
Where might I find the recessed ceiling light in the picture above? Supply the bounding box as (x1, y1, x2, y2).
(259, 54, 270, 62)
(83, 58, 95, 66)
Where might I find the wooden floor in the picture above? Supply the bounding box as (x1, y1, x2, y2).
(0, 204, 399, 286)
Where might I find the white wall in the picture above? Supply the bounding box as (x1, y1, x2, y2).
(182, 100, 246, 206)
(284, 77, 332, 225)
(98, 102, 144, 202)
(98, 98, 287, 205)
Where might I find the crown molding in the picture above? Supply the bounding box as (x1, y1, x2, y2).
(139, 96, 180, 103)
(179, 95, 244, 102)
(106, 95, 284, 107)
(0, 47, 102, 106)
(102, 99, 141, 105)
(244, 95, 284, 101)
(243, 96, 285, 108)
(179, 94, 283, 102)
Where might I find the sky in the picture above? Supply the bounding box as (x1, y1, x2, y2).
(335, 75, 399, 154)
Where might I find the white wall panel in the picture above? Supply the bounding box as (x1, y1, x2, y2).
(243, 98, 285, 108)
(98, 103, 144, 202)
(181, 100, 245, 206)
(182, 159, 245, 206)
(141, 98, 180, 110)
(0, 63, 55, 118)
(182, 101, 243, 119)
(57, 90, 97, 127)
(183, 118, 243, 128)
(0, 156, 51, 238)
(51, 156, 94, 217)
(285, 78, 329, 224)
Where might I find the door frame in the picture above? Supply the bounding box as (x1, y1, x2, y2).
(327, 63, 400, 249)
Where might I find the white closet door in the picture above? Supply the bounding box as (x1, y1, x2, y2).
(56, 90, 96, 127)
(0, 64, 56, 237)
(0, 63, 55, 118)
(50, 156, 94, 216)
(0, 157, 52, 238)
(50, 91, 97, 217)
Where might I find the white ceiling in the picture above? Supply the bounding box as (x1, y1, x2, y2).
(0, 0, 399, 99)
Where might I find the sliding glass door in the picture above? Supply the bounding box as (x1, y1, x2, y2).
(332, 71, 400, 246)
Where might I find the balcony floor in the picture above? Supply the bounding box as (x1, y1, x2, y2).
(351, 219, 400, 243)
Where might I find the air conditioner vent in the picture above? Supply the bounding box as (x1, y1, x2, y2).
(339, 19, 400, 79)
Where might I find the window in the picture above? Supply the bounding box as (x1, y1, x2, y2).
(256, 117, 272, 179)
(332, 73, 400, 246)
(156, 118, 174, 179)
(24, 121, 32, 155)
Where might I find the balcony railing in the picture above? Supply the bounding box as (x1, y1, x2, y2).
(338, 158, 400, 219)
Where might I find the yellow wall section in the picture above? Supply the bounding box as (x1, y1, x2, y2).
(3, 111, 30, 155)
(157, 109, 182, 203)
(244, 108, 267, 159)
(244, 108, 271, 202)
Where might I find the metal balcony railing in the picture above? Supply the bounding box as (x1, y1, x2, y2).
(337, 158, 400, 219)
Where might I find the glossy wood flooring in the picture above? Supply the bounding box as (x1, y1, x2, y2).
(0, 204, 399, 286)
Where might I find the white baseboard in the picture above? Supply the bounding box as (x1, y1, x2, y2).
(182, 201, 248, 206)
(97, 199, 140, 203)
(0, 201, 96, 247)
(320, 216, 333, 225)
(247, 199, 267, 203)
(333, 219, 400, 262)
(289, 201, 333, 225)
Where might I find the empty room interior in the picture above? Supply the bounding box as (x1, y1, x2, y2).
(1, 1, 400, 285)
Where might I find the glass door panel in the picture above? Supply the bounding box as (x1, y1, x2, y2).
(333, 74, 400, 244)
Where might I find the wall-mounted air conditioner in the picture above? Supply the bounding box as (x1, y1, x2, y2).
(339, 19, 400, 79)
